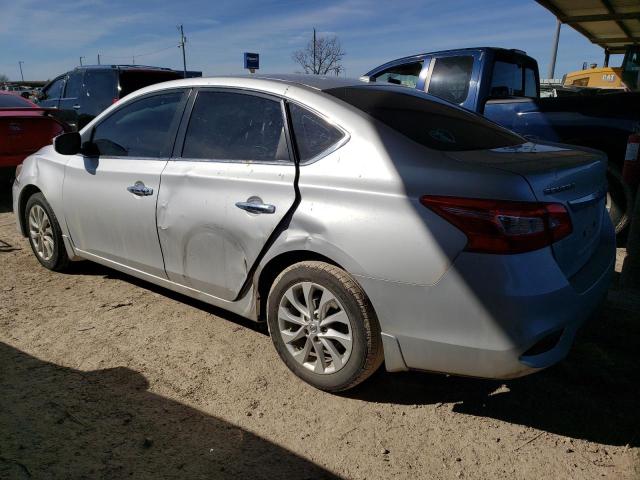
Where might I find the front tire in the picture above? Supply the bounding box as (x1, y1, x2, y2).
(267, 261, 384, 392)
(24, 193, 69, 271)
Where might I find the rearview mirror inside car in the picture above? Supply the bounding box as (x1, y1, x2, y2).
(53, 132, 81, 155)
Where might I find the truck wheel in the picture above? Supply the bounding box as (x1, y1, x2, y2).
(267, 261, 384, 392)
(606, 165, 632, 235)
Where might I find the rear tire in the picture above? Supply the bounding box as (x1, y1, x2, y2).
(267, 261, 384, 392)
(24, 193, 69, 271)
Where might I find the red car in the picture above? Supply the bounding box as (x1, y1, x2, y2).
(1, 91, 68, 182)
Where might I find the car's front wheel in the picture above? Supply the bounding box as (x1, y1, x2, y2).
(24, 192, 69, 271)
(267, 261, 384, 392)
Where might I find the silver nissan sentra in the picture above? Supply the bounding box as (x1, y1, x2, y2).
(13, 75, 615, 391)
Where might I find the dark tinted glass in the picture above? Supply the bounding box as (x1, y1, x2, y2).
(427, 56, 473, 104)
(84, 70, 116, 116)
(490, 61, 523, 97)
(372, 61, 423, 88)
(45, 78, 65, 100)
(524, 68, 537, 98)
(182, 91, 288, 162)
(289, 103, 344, 162)
(0, 94, 33, 108)
(326, 86, 523, 151)
(119, 70, 182, 98)
(64, 71, 83, 98)
(92, 91, 184, 157)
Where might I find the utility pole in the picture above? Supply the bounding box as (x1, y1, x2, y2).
(313, 28, 317, 74)
(18, 61, 24, 81)
(79, 56, 85, 66)
(132, 55, 135, 65)
(97, 53, 101, 65)
(548, 19, 561, 79)
(178, 24, 187, 78)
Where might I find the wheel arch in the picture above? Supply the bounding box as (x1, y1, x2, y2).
(256, 250, 344, 322)
(17, 184, 43, 237)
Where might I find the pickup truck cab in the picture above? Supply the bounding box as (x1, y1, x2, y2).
(365, 47, 640, 234)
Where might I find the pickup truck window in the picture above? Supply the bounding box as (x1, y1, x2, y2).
(427, 56, 473, 104)
(326, 85, 524, 151)
(490, 61, 538, 98)
(372, 61, 423, 88)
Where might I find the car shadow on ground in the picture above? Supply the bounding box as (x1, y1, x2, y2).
(62, 259, 640, 448)
(348, 303, 640, 448)
(0, 342, 340, 480)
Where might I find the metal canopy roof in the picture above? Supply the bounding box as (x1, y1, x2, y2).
(536, 0, 640, 54)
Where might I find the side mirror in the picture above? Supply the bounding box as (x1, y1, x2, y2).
(53, 132, 81, 155)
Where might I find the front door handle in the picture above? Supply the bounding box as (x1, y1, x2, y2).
(127, 181, 153, 196)
(235, 201, 276, 214)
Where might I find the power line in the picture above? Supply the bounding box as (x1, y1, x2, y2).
(96, 44, 177, 61)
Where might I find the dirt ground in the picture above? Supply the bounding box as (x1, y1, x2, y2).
(1, 189, 639, 480)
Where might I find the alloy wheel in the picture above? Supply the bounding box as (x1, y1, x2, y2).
(277, 281, 353, 374)
(28, 204, 54, 261)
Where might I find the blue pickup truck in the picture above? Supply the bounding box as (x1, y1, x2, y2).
(364, 47, 640, 234)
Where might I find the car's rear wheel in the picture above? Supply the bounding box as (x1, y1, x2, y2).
(24, 193, 69, 271)
(606, 165, 632, 235)
(267, 261, 384, 392)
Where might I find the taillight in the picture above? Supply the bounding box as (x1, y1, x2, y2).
(421, 196, 572, 254)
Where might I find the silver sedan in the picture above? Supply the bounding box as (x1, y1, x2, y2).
(12, 75, 615, 391)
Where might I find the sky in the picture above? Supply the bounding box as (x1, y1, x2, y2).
(0, 0, 623, 82)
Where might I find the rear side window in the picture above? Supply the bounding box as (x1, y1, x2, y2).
(427, 56, 473, 104)
(372, 61, 423, 88)
(0, 94, 33, 108)
(92, 91, 184, 157)
(182, 91, 289, 162)
(289, 103, 344, 162)
(83, 70, 116, 116)
(119, 70, 182, 98)
(326, 86, 523, 151)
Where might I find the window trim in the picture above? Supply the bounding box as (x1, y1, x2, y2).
(173, 87, 297, 166)
(85, 87, 191, 160)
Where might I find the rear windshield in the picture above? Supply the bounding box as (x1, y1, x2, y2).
(119, 70, 182, 98)
(0, 94, 33, 108)
(325, 86, 524, 151)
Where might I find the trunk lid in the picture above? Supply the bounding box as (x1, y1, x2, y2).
(0, 112, 65, 164)
(446, 142, 608, 278)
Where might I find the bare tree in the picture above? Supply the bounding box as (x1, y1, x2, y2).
(0, 73, 9, 83)
(292, 31, 345, 75)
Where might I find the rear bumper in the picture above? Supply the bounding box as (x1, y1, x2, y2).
(356, 210, 615, 379)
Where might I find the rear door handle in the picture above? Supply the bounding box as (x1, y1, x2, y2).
(72, 105, 81, 110)
(127, 181, 153, 196)
(235, 201, 276, 214)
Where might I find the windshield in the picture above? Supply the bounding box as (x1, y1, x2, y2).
(325, 85, 524, 151)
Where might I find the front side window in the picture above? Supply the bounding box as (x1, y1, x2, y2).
(372, 61, 423, 88)
(289, 103, 344, 162)
(427, 56, 474, 104)
(92, 91, 184, 158)
(44, 78, 65, 100)
(63, 71, 83, 99)
(182, 91, 288, 162)
(326, 86, 523, 151)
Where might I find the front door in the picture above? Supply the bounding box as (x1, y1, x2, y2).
(157, 89, 297, 301)
(63, 89, 188, 278)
